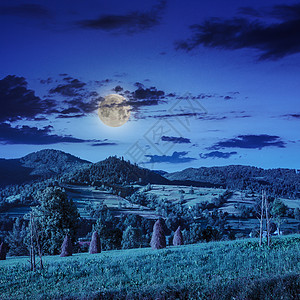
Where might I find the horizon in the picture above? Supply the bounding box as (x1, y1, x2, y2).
(1, 148, 299, 174)
(1, 0, 299, 172)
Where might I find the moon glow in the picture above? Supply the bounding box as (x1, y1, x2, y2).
(98, 94, 131, 127)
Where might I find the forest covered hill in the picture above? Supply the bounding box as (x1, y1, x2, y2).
(165, 165, 300, 199)
(61, 155, 170, 186)
(0, 149, 91, 187)
(0, 150, 300, 201)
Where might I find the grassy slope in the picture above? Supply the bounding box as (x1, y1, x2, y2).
(0, 235, 299, 300)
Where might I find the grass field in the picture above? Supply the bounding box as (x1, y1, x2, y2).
(143, 184, 226, 207)
(0, 235, 299, 299)
(1, 184, 299, 235)
(64, 184, 160, 219)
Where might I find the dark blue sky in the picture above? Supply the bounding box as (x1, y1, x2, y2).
(0, 0, 299, 171)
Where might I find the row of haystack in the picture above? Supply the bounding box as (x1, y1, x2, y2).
(0, 219, 183, 260)
(61, 219, 183, 256)
(61, 220, 183, 257)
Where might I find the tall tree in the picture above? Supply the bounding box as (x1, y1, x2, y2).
(0, 242, 7, 260)
(150, 219, 166, 250)
(294, 208, 300, 220)
(5, 217, 28, 256)
(32, 187, 79, 255)
(122, 226, 142, 249)
(271, 198, 288, 235)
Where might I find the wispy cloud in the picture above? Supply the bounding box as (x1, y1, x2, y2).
(0, 75, 56, 122)
(145, 151, 196, 164)
(199, 151, 237, 159)
(0, 4, 52, 19)
(161, 136, 191, 144)
(77, 0, 167, 34)
(176, 3, 300, 60)
(0, 123, 114, 145)
(0, 123, 85, 145)
(209, 134, 286, 150)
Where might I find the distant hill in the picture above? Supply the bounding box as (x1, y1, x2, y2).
(0, 149, 91, 187)
(165, 165, 300, 198)
(62, 156, 170, 186)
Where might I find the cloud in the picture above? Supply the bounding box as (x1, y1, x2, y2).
(91, 142, 117, 146)
(199, 151, 237, 159)
(0, 75, 56, 122)
(111, 85, 167, 111)
(176, 3, 300, 60)
(40, 77, 53, 84)
(0, 123, 86, 145)
(77, 0, 166, 34)
(65, 97, 100, 114)
(0, 123, 113, 145)
(282, 113, 300, 119)
(56, 114, 86, 119)
(0, 4, 52, 18)
(161, 136, 191, 144)
(48, 76, 101, 116)
(145, 151, 196, 164)
(59, 108, 82, 115)
(209, 134, 286, 150)
(49, 78, 86, 97)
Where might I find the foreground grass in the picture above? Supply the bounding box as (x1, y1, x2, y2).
(1, 235, 299, 299)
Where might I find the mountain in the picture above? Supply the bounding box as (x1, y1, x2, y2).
(0, 149, 91, 187)
(62, 156, 170, 186)
(165, 165, 300, 198)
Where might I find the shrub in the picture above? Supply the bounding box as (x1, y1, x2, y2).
(5, 217, 28, 256)
(0, 242, 7, 260)
(122, 226, 142, 249)
(173, 226, 184, 246)
(60, 234, 72, 257)
(89, 231, 101, 254)
(150, 219, 166, 249)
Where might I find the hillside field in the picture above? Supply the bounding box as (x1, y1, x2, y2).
(0, 235, 299, 299)
(1, 183, 299, 236)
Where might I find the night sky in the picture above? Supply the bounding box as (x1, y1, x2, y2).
(0, 0, 299, 172)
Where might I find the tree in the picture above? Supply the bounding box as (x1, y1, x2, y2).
(93, 209, 122, 250)
(271, 198, 288, 235)
(294, 208, 300, 220)
(150, 219, 166, 249)
(89, 231, 101, 254)
(60, 234, 72, 257)
(122, 226, 142, 249)
(0, 242, 7, 260)
(173, 226, 184, 246)
(5, 217, 28, 256)
(189, 186, 194, 194)
(32, 187, 80, 255)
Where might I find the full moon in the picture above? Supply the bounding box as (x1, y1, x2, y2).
(98, 94, 131, 127)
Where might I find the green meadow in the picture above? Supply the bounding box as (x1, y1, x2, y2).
(1, 235, 299, 299)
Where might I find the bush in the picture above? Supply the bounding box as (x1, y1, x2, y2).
(5, 217, 28, 256)
(0, 242, 7, 260)
(122, 226, 142, 249)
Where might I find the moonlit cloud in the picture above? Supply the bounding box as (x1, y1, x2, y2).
(77, 0, 167, 34)
(176, 3, 300, 60)
(209, 134, 286, 150)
